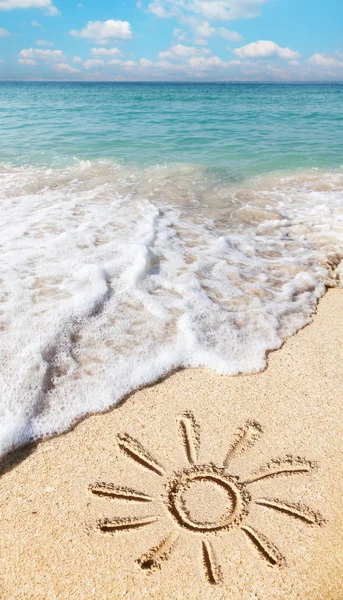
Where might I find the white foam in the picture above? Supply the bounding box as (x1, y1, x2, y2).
(0, 161, 342, 456)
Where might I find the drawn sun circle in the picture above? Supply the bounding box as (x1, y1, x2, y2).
(167, 465, 251, 533)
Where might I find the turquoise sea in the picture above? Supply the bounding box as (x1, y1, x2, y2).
(1, 82, 343, 173)
(0, 82, 342, 455)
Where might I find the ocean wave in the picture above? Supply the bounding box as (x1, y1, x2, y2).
(0, 160, 342, 456)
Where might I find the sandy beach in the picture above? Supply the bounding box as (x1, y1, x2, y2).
(0, 287, 342, 600)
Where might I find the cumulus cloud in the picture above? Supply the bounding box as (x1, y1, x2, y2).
(173, 27, 187, 41)
(73, 56, 82, 63)
(307, 53, 343, 68)
(158, 43, 211, 61)
(18, 58, 37, 65)
(191, 21, 242, 43)
(90, 47, 120, 57)
(194, 38, 208, 46)
(194, 21, 215, 37)
(53, 62, 80, 73)
(83, 59, 105, 70)
(218, 27, 242, 42)
(70, 20, 132, 44)
(146, 0, 270, 21)
(109, 43, 242, 79)
(189, 55, 225, 69)
(18, 48, 66, 62)
(139, 58, 154, 67)
(159, 44, 198, 59)
(233, 40, 300, 60)
(0, 0, 60, 15)
(189, 0, 268, 20)
(147, 0, 179, 18)
(36, 39, 54, 46)
(107, 59, 136, 70)
(188, 55, 238, 71)
(125, 52, 241, 78)
(0, 27, 10, 36)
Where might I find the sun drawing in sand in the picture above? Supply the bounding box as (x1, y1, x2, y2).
(89, 412, 324, 585)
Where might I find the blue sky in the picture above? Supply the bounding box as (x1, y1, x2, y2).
(0, 0, 342, 81)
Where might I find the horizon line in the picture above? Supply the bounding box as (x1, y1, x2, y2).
(0, 79, 343, 84)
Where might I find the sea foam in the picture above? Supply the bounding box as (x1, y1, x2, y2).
(0, 161, 342, 457)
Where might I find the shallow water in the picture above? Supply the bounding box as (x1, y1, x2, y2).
(0, 83, 342, 456)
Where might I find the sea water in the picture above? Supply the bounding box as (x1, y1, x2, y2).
(0, 82, 342, 456)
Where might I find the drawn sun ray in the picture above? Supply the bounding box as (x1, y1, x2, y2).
(117, 433, 166, 476)
(179, 412, 200, 465)
(89, 482, 153, 502)
(223, 421, 263, 470)
(138, 531, 179, 571)
(241, 525, 286, 567)
(243, 457, 316, 485)
(201, 540, 222, 585)
(90, 411, 324, 586)
(97, 515, 160, 533)
(255, 498, 325, 525)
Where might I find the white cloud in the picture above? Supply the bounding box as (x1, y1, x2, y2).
(30, 20, 42, 27)
(73, 56, 82, 63)
(173, 27, 186, 41)
(133, 53, 239, 79)
(18, 48, 66, 62)
(18, 58, 37, 65)
(70, 20, 132, 44)
(277, 46, 301, 60)
(83, 59, 105, 70)
(194, 38, 208, 46)
(0, 0, 60, 16)
(53, 62, 80, 73)
(188, 55, 230, 71)
(194, 21, 215, 38)
(191, 20, 242, 43)
(108, 59, 136, 70)
(189, 0, 265, 20)
(159, 44, 200, 60)
(0, 27, 10, 36)
(90, 47, 120, 57)
(147, 0, 179, 18)
(308, 53, 343, 68)
(146, 0, 270, 21)
(36, 39, 54, 46)
(234, 40, 300, 60)
(46, 48, 312, 81)
(139, 58, 154, 67)
(218, 27, 242, 42)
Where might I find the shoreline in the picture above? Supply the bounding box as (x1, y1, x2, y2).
(0, 287, 343, 599)
(1, 267, 341, 467)
(1, 159, 343, 459)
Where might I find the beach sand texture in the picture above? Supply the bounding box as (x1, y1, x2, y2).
(0, 288, 342, 600)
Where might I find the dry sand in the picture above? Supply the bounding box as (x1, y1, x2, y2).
(1, 288, 343, 600)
